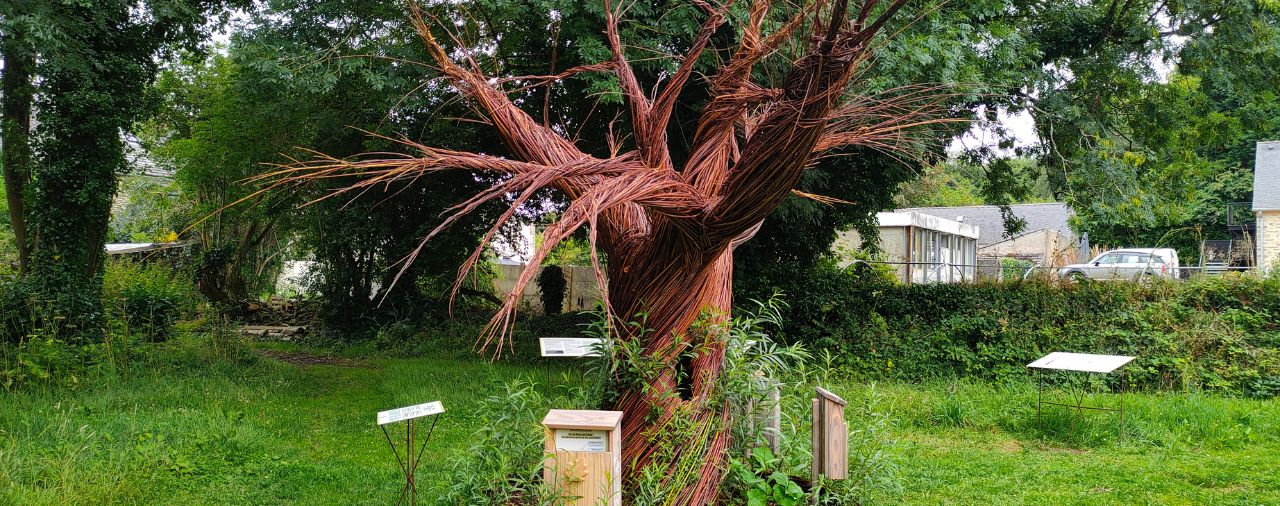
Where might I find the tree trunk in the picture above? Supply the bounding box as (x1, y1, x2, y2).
(607, 235, 738, 502)
(1, 39, 33, 271)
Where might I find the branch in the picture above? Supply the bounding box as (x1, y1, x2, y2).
(645, 1, 734, 169)
(603, 0, 655, 164)
(475, 169, 709, 354)
(705, 0, 915, 241)
(812, 84, 970, 154)
(683, 1, 809, 194)
(407, 2, 591, 173)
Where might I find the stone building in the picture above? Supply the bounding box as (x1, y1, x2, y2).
(896, 203, 1081, 272)
(833, 211, 980, 283)
(1254, 141, 1280, 272)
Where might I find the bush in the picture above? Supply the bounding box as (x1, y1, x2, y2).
(103, 259, 200, 342)
(776, 266, 1280, 397)
(998, 257, 1034, 280)
(536, 265, 566, 314)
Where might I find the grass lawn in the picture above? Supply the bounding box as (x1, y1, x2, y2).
(2, 338, 1277, 505)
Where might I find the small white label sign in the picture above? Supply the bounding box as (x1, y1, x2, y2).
(539, 337, 603, 357)
(554, 429, 608, 452)
(377, 401, 444, 425)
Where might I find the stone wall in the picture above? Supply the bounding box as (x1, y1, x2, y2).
(977, 228, 1079, 268)
(493, 263, 603, 313)
(1260, 211, 1280, 273)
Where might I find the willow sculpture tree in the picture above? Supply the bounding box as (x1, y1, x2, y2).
(261, 0, 954, 501)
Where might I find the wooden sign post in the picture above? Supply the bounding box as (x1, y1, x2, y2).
(541, 409, 623, 506)
(376, 401, 444, 506)
(812, 387, 848, 481)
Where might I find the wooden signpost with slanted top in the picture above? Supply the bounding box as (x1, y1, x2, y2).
(542, 409, 623, 506)
(812, 387, 848, 481)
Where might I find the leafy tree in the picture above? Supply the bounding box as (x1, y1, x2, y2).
(108, 176, 185, 244)
(146, 53, 300, 308)
(1009, 0, 1280, 261)
(146, 0, 520, 325)
(0, 0, 239, 339)
(894, 163, 985, 209)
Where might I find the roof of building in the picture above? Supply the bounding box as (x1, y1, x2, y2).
(104, 241, 191, 255)
(876, 211, 980, 239)
(895, 203, 1074, 246)
(1254, 141, 1280, 211)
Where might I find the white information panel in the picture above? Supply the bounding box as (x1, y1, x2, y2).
(540, 337, 603, 357)
(1027, 352, 1135, 374)
(377, 401, 444, 425)
(554, 429, 608, 452)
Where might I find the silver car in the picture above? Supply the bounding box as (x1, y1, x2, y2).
(1059, 248, 1181, 281)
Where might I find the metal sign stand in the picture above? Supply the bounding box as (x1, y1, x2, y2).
(377, 401, 445, 506)
(1027, 352, 1134, 440)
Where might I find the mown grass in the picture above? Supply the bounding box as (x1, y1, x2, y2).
(2, 338, 1278, 505)
(835, 379, 1280, 505)
(0, 337, 581, 505)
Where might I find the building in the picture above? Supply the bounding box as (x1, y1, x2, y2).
(1255, 141, 1280, 272)
(833, 211, 980, 283)
(896, 203, 1081, 271)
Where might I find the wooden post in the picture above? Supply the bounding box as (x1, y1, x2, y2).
(812, 387, 848, 481)
(542, 409, 623, 506)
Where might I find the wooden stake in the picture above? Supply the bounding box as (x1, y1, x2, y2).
(812, 387, 848, 481)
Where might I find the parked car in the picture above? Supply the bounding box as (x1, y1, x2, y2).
(1059, 248, 1181, 281)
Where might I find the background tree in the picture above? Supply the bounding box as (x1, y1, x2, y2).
(1, 0, 237, 339)
(998, 0, 1280, 261)
(734, 0, 1045, 298)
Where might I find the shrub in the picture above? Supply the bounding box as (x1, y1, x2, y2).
(440, 380, 589, 504)
(536, 265, 566, 314)
(103, 259, 200, 342)
(776, 266, 1280, 397)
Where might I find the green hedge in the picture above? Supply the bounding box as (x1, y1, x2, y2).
(777, 270, 1280, 397)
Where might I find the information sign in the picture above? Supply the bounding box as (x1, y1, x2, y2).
(539, 337, 603, 357)
(377, 401, 445, 425)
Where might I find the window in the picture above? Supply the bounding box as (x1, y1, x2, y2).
(1118, 253, 1149, 264)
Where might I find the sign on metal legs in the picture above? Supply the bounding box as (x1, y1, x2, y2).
(377, 401, 444, 506)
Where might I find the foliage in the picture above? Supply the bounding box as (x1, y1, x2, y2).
(102, 259, 200, 343)
(440, 379, 585, 505)
(1010, 0, 1280, 262)
(893, 163, 984, 209)
(146, 52, 298, 307)
(108, 176, 186, 244)
(536, 265, 565, 315)
(998, 257, 1035, 280)
(729, 447, 806, 506)
(4, 0, 238, 342)
(144, 0, 514, 322)
(778, 267, 1280, 397)
(895, 158, 1055, 210)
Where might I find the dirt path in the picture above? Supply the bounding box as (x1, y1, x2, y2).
(258, 349, 371, 368)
